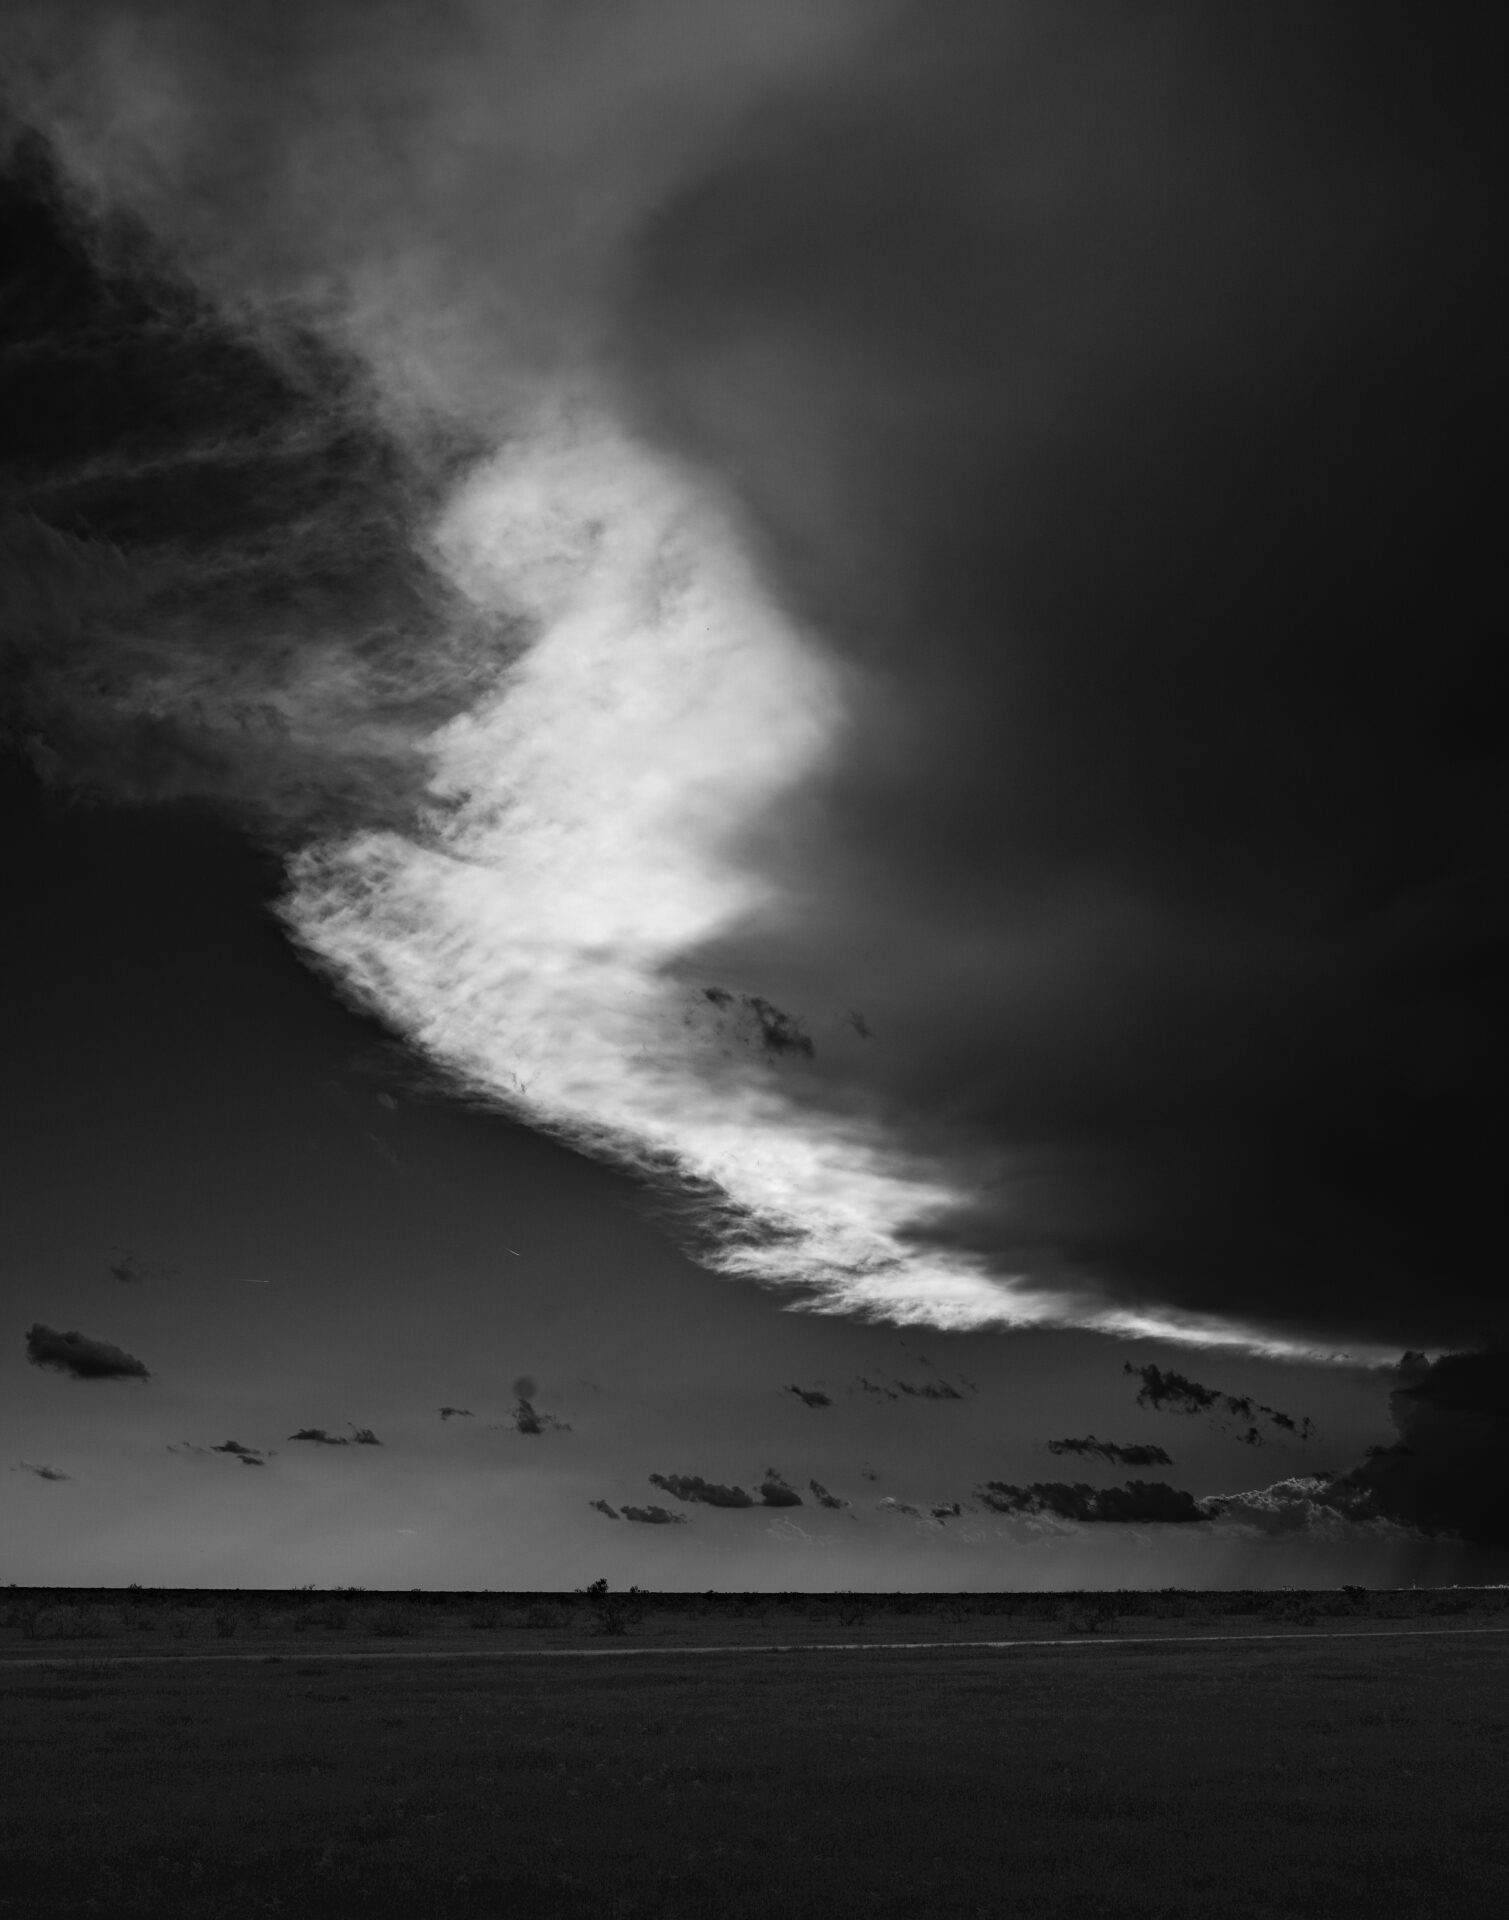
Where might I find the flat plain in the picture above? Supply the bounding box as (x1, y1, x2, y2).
(2, 1589, 1506, 1919)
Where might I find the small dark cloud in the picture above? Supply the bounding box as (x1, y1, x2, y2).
(347, 1425, 382, 1446)
(649, 1472, 755, 1509)
(211, 1440, 266, 1465)
(786, 1384, 831, 1409)
(589, 1498, 621, 1519)
(846, 1010, 874, 1040)
(931, 1502, 966, 1521)
(808, 1478, 847, 1509)
(14, 1461, 70, 1481)
(25, 1323, 150, 1381)
(854, 1375, 898, 1400)
(855, 1373, 971, 1402)
(501, 1377, 569, 1435)
(439, 1406, 474, 1420)
(1124, 1364, 1314, 1442)
(509, 1396, 570, 1436)
(1047, 1436, 1174, 1468)
(1124, 1364, 1222, 1415)
(744, 995, 814, 1060)
(701, 987, 814, 1060)
(622, 1504, 686, 1525)
(759, 1469, 803, 1508)
(106, 1247, 176, 1285)
(977, 1480, 1205, 1524)
(288, 1427, 349, 1445)
(167, 1442, 211, 1458)
(875, 1497, 922, 1518)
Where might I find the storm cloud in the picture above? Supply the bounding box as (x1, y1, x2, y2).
(1327, 1350, 1509, 1549)
(1, 4, 1499, 1357)
(622, 4, 1504, 1353)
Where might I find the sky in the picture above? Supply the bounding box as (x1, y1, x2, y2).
(2, 1, 1504, 1591)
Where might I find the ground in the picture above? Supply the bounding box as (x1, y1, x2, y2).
(2, 1590, 1506, 1919)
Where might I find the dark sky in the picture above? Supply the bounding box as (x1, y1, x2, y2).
(2, 2, 1504, 1589)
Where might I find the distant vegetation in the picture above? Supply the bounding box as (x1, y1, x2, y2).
(3, 1584, 1505, 1648)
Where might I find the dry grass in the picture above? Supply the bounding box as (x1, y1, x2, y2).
(1, 1606, 1506, 1918)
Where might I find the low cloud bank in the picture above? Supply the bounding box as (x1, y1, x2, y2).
(978, 1480, 1205, 1525)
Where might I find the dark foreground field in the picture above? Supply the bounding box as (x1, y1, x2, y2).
(2, 1592, 1507, 1920)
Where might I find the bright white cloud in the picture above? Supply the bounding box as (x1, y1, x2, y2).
(282, 399, 1370, 1360)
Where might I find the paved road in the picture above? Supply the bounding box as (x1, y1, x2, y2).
(2, 1624, 1507, 1667)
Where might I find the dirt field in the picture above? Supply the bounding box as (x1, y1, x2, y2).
(3, 1591, 1507, 1919)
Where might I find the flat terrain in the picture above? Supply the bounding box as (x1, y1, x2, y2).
(2, 1595, 1506, 1919)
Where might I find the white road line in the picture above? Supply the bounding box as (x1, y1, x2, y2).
(2, 1625, 1508, 1669)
